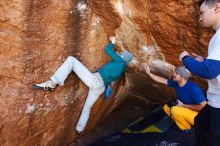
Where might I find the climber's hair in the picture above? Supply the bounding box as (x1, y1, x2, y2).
(198, 0, 220, 7)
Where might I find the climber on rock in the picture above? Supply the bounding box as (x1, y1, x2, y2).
(32, 36, 133, 133)
(142, 63, 207, 131)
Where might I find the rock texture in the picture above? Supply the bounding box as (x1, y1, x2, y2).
(0, 0, 211, 145)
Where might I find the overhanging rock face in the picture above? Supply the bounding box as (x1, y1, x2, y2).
(0, 0, 211, 145)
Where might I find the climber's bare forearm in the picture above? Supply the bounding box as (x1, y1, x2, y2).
(148, 73, 167, 85)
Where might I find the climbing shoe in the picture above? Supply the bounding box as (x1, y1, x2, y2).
(32, 80, 56, 91)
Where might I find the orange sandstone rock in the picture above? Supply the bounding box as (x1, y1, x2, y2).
(0, 0, 210, 145)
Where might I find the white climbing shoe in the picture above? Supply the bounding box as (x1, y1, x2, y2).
(32, 80, 56, 91)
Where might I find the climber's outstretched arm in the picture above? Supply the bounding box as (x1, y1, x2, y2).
(142, 63, 168, 85)
(104, 37, 124, 62)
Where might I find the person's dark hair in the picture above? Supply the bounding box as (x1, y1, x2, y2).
(198, 0, 220, 7)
